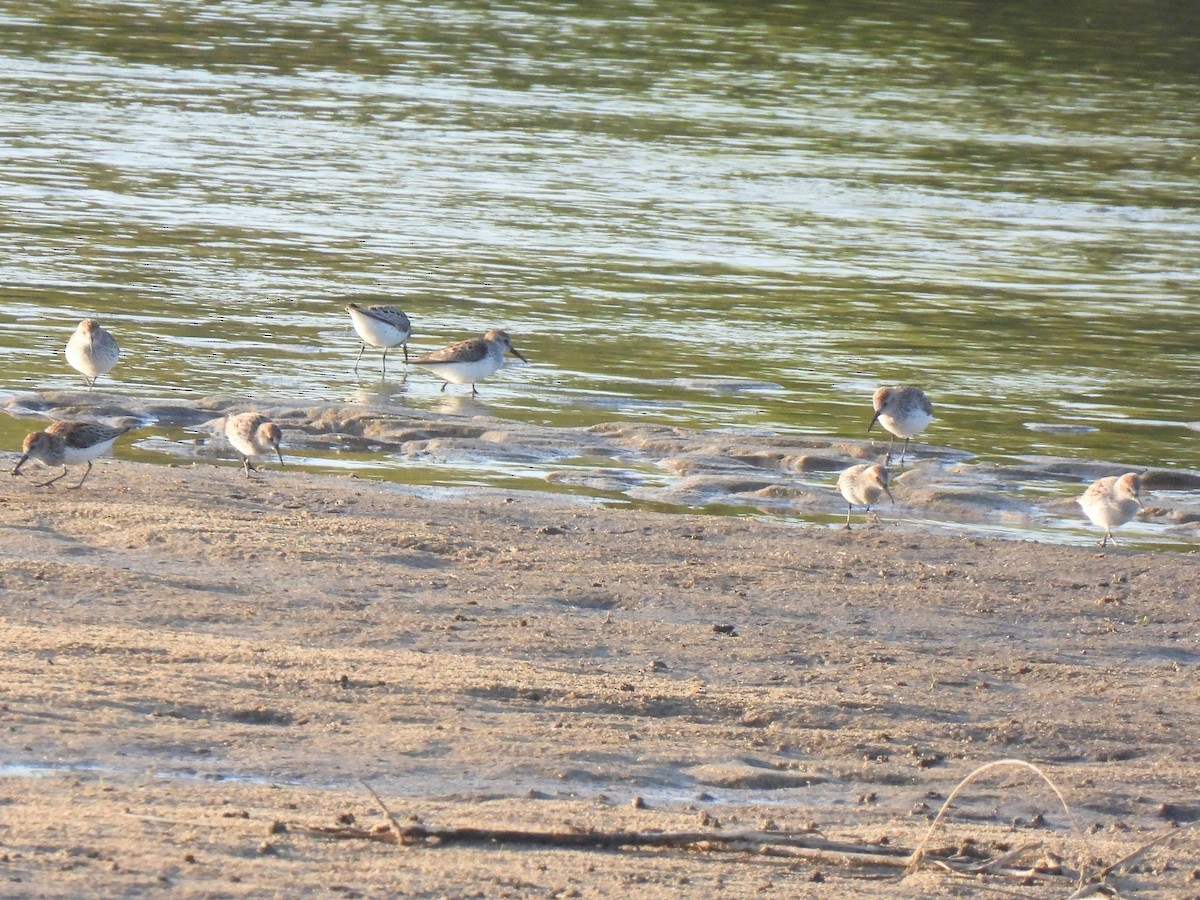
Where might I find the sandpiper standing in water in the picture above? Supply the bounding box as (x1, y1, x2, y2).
(868, 385, 933, 465)
(224, 413, 284, 477)
(65, 319, 120, 389)
(836, 463, 894, 529)
(346, 304, 412, 378)
(12, 420, 132, 487)
(1078, 472, 1144, 547)
(411, 328, 528, 396)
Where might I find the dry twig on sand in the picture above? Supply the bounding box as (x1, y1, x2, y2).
(279, 774, 1119, 890)
(906, 758, 1089, 878)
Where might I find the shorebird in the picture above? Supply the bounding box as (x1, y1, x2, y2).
(346, 304, 412, 378)
(224, 413, 284, 477)
(836, 463, 894, 529)
(65, 319, 120, 389)
(411, 328, 528, 396)
(1078, 472, 1144, 547)
(12, 420, 132, 487)
(868, 385, 933, 465)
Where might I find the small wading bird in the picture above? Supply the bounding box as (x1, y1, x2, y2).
(346, 304, 412, 378)
(224, 412, 284, 477)
(411, 328, 528, 396)
(868, 385, 933, 465)
(65, 319, 120, 389)
(836, 463, 894, 529)
(1078, 472, 1144, 547)
(12, 420, 132, 488)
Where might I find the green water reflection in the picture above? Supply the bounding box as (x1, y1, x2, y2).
(1, 0, 1198, 481)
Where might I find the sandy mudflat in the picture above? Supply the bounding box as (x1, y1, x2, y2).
(1, 457, 1199, 898)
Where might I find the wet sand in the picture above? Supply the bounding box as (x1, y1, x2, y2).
(2, 440, 1199, 897)
(5, 390, 1200, 547)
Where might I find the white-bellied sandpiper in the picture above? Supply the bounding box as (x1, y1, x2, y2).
(65, 319, 120, 389)
(836, 463, 894, 529)
(411, 328, 527, 396)
(225, 412, 284, 477)
(1078, 472, 1143, 547)
(12, 420, 132, 487)
(346, 304, 412, 378)
(868, 385, 933, 465)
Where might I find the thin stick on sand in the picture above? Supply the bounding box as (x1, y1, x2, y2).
(906, 758, 1092, 885)
(276, 770, 1192, 894)
(360, 778, 404, 841)
(1063, 823, 1200, 899)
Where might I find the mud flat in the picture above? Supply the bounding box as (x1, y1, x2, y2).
(1, 448, 1198, 897)
(5, 390, 1200, 546)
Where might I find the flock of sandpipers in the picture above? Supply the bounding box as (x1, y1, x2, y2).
(9, 306, 1147, 547)
(11, 308, 526, 480)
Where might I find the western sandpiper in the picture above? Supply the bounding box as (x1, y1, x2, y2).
(1078, 472, 1143, 547)
(836, 463, 894, 529)
(65, 319, 120, 389)
(411, 328, 528, 396)
(346, 303, 412, 378)
(12, 420, 132, 487)
(867, 385, 933, 465)
(225, 412, 284, 477)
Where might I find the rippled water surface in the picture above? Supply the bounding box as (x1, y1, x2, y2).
(2, 1, 1199, 487)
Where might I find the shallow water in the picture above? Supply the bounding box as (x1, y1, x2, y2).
(0, 756, 846, 812)
(2, 1, 1199, 541)
(4, 390, 1199, 551)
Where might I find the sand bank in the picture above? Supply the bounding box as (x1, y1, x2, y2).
(1, 453, 1198, 896)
